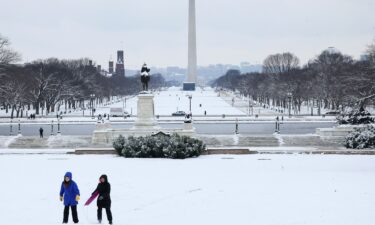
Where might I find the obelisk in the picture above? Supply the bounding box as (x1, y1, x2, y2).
(183, 0, 197, 91)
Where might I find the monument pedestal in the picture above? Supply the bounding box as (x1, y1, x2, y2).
(184, 122, 194, 130)
(133, 93, 159, 129)
(92, 92, 196, 144)
(183, 82, 196, 91)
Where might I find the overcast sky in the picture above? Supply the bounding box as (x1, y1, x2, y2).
(1, 0, 374, 69)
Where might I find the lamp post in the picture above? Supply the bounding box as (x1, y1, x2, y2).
(248, 99, 251, 115)
(235, 118, 239, 134)
(275, 117, 280, 134)
(287, 92, 292, 118)
(10, 119, 13, 136)
(248, 98, 254, 116)
(187, 95, 192, 112)
(90, 94, 95, 118)
(18, 119, 21, 135)
(57, 118, 61, 135)
(51, 120, 54, 136)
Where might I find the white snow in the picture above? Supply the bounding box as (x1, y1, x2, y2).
(1, 154, 375, 225)
(96, 87, 245, 116)
(0, 87, 340, 124)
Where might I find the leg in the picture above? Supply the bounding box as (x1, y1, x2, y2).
(71, 205, 79, 223)
(63, 206, 69, 223)
(97, 206, 103, 222)
(105, 207, 113, 223)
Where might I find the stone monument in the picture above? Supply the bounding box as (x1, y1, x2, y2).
(134, 63, 158, 129)
(132, 93, 159, 129)
(92, 63, 196, 144)
(183, 0, 197, 91)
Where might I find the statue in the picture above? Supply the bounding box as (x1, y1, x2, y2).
(141, 63, 151, 92)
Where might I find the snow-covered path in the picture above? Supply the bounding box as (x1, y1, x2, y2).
(99, 87, 245, 116)
(1, 154, 375, 225)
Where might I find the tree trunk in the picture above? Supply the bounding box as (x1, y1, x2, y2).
(11, 105, 15, 119)
(35, 101, 40, 115)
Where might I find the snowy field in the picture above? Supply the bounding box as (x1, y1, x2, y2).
(0, 87, 245, 118)
(1, 87, 374, 120)
(1, 154, 375, 225)
(75, 87, 245, 116)
(0, 87, 340, 123)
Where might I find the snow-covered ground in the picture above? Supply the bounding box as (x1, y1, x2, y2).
(0, 87, 244, 119)
(81, 87, 245, 116)
(0, 87, 338, 124)
(1, 154, 375, 225)
(221, 90, 375, 116)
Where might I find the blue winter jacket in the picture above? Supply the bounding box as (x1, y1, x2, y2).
(59, 172, 80, 206)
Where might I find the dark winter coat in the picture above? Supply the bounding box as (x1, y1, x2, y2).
(93, 175, 111, 208)
(60, 172, 80, 206)
(141, 66, 150, 74)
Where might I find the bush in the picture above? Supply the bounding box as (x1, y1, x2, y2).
(345, 124, 375, 149)
(113, 135, 126, 155)
(112, 134, 206, 159)
(338, 107, 374, 125)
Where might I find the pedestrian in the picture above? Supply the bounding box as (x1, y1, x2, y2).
(91, 175, 113, 224)
(39, 127, 43, 138)
(204, 110, 207, 116)
(235, 118, 239, 134)
(59, 172, 80, 224)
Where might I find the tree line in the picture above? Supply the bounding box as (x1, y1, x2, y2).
(0, 34, 167, 118)
(213, 43, 375, 114)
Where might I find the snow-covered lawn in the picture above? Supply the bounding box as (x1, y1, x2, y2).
(1, 154, 375, 225)
(92, 87, 245, 116)
(0, 87, 340, 122)
(0, 87, 245, 118)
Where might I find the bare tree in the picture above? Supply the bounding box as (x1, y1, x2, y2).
(308, 49, 354, 110)
(263, 52, 300, 74)
(0, 34, 21, 64)
(367, 39, 375, 56)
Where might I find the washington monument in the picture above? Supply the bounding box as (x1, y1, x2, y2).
(183, 0, 197, 91)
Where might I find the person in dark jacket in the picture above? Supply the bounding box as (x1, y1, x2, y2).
(92, 174, 113, 224)
(39, 127, 43, 138)
(60, 172, 80, 224)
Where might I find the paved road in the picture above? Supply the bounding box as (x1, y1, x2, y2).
(0, 122, 335, 136)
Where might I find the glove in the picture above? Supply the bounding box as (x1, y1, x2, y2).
(60, 196, 63, 202)
(76, 195, 80, 201)
(98, 196, 104, 201)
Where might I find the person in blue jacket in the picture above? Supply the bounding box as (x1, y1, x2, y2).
(59, 172, 80, 224)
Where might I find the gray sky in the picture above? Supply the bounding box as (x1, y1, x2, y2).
(1, 0, 374, 69)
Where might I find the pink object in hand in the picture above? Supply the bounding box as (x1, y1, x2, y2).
(84, 191, 99, 206)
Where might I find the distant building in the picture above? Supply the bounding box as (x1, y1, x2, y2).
(360, 54, 370, 61)
(108, 61, 114, 74)
(115, 50, 125, 77)
(240, 61, 262, 74)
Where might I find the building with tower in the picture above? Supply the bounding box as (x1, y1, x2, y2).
(115, 50, 125, 77)
(108, 61, 114, 74)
